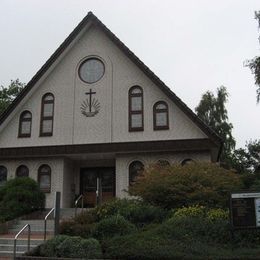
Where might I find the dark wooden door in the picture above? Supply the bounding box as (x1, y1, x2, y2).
(80, 167, 115, 207)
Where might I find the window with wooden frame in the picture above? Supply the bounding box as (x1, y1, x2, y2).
(16, 165, 29, 178)
(0, 166, 7, 187)
(129, 160, 144, 185)
(40, 93, 54, 136)
(153, 101, 169, 130)
(38, 164, 51, 193)
(129, 86, 144, 131)
(18, 111, 32, 137)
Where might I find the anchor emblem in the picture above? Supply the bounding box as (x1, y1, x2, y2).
(80, 89, 100, 117)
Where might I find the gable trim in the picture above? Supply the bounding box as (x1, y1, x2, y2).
(0, 138, 217, 161)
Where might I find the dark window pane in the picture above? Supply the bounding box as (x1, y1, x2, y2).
(0, 166, 7, 186)
(42, 120, 53, 133)
(129, 161, 144, 184)
(21, 121, 31, 134)
(131, 114, 142, 128)
(131, 96, 142, 111)
(16, 165, 29, 177)
(43, 103, 53, 117)
(156, 112, 167, 126)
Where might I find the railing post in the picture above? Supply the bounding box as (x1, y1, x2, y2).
(13, 238, 16, 260)
(44, 208, 54, 241)
(28, 225, 30, 252)
(13, 224, 31, 260)
(54, 192, 61, 236)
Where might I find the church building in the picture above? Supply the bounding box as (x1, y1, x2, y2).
(0, 12, 222, 208)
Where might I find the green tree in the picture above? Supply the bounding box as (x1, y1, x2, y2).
(0, 79, 25, 114)
(231, 139, 260, 174)
(246, 11, 260, 103)
(195, 86, 235, 164)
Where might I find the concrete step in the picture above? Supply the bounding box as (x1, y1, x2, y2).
(0, 239, 43, 258)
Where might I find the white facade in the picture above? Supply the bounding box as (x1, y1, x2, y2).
(0, 13, 221, 208)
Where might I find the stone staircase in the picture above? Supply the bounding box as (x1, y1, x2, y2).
(0, 208, 77, 259)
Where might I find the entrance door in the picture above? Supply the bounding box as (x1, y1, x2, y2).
(80, 167, 115, 207)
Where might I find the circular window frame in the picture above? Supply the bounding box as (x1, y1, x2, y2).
(78, 57, 105, 84)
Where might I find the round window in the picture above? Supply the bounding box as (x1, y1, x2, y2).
(79, 58, 105, 83)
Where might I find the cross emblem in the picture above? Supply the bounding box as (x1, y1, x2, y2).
(85, 89, 96, 113)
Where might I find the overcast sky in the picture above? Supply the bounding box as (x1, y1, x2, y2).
(0, 0, 259, 148)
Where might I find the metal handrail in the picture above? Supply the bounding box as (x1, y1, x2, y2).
(74, 194, 84, 217)
(44, 208, 54, 241)
(13, 224, 31, 259)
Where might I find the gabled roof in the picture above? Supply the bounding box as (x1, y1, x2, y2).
(0, 12, 222, 149)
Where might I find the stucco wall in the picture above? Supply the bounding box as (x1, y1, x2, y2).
(0, 24, 207, 148)
(0, 158, 64, 208)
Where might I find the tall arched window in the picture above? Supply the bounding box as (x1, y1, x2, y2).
(18, 111, 32, 137)
(0, 166, 7, 186)
(153, 101, 169, 130)
(129, 86, 144, 131)
(40, 93, 54, 136)
(129, 161, 144, 185)
(38, 164, 51, 193)
(16, 165, 29, 178)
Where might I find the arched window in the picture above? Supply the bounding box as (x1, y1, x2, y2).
(153, 101, 169, 130)
(40, 93, 54, 136)
(16, 165, 29, 178)
(0, 166, 7, 186)
(129, 161, 144, 185)
(129, 86, 143, 131)
(38, 164, 51, 193)
(181, 159, 194, 166)
(18, 111, 32, 137)
(157, 159, 170, 168)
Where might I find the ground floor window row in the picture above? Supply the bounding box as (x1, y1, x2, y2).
(0, 164, 51, 192)
(129, 158, 194, 184)
(0, 158, 194, 190)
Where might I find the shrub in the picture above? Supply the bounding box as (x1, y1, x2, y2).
(59, 219, 95, 238)
(172, 205, 206, 218)
(74, 209, 98, 224)
(206, 208, 229, 222)
(95, 198, 167, 226)
(0, 177, 45, 221)
(94, 215, 136, 239)
(129, 162, 242, 209)
(39, 235, 102, 258)
(39, 235, 68, 257)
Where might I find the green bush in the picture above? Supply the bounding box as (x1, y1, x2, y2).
(0, 177, 45, 221)
(60, 219, 95, 238)
(39, 235, 68, 257)
(206, 208, 229, 222)
(95, 198, 167, 226)
(39, 235, 102, 258)
(172, 205, 206, 218)
(129, 162, 242, 209)
(74, 209, 98, 224)
(94, 215, 136, 239)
